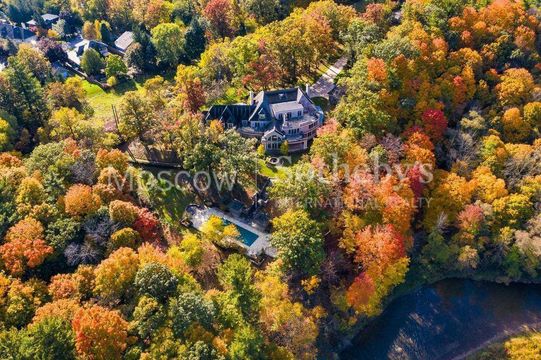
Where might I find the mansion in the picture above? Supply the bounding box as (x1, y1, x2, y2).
(204, 87, 324, 153)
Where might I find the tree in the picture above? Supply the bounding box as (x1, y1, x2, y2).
(64, 184, 101, 217)
(94, 247, 139, 300)
(184, 17, 207, 61)
(496, 68, 534, 106)
(346, 272, 376, 310)
(118, 91, 155, 142)
(151, 23, 185, 68)
(82, 21, 98, 39)
(203, 0, 235, 39)
(168, 291, 215, 338)
(176, 233, 204, 268)
(133, 209, 161, 243)
(243, 0, 280, 24)
(80, 48, 105, 76)
(492, 194, 533, 229)
(15, 177, 45, 209)
(353, 224, 407, 279)
(2, 57, 49, 137)
(98, 21, 112, 43)
(269, 162, 330, 213)
(0, 117, 16, 151)
(175, 65, 206, 113)
(125, 29, 157, 71)
(421, 109, 448, 142)
(105, 54, 128, 79)
(108, 200, 140, 225)
(134, 262, 178, 302)
(279, 140, 289, 155)
(49, 107, 98, 143)
(130, 296, 166, 340)
(229, 325, 265, 359)
(95, 148, 127, 173)
(21, 316, 76, 360)
(46, 78, 87, 111)
(200, 215, 240, 248)
(523, 102, 541, 129)
(72, 305, 128, 360)
(0, 217, 53, 276)
(12, 44, 52, 84)
(109, 228, 141, 251)
(217, 254, 261, 320)
(270, 209, 325, 275)
(502, 107, 531, 143)
(37, 38, 68, 63)
(456, 245, 479, 271)
(48, 273, 81, 301)
(255, 268, 319, 357)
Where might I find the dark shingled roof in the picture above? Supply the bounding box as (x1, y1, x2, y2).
(204, 87, 316, 133)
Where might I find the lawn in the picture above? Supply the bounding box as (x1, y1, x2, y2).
(258, 153, 303, 179)
(81, 72, 175, 120)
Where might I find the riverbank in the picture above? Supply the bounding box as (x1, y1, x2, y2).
(339, 278, 541, 360)
(461, 326, 541, 359)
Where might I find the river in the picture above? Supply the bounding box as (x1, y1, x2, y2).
(341, 279, 541, 360)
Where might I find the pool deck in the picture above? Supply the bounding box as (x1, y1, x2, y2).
(190, 207, 276, 258)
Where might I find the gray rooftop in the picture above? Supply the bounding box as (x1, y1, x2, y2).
(270, 101, 303, 114)
(114, 31, 134, 51)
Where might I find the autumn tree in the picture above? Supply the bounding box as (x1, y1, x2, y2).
(64, 184, 101, 217)
(72, 305, 128, 360)
(0, 217, 52, 276)
(203, 0, 235, 39)
(175, 65, 206, 113)
(118, 91, 155, 143)
(93, 247, 139, 300)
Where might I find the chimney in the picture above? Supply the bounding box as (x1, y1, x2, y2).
(305, 84, 311, 97)
(249, 91, 254, 105)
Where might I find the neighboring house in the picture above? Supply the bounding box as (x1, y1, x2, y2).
(0, 20, 37, 44)
(67, 38, 109, 67)
(27, 14, 59, 29)
(114, 31, 134, 53)
(204, 87, 324, 153)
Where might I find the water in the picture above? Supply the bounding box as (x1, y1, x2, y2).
(342, 279, 541, 360)
(223, 219, 258, 246)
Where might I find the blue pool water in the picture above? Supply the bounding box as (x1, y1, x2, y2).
(223, 220, 258, 246)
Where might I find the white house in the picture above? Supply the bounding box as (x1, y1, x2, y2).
(204, 87, 324, 153)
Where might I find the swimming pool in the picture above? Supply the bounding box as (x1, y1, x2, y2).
(223, 219, 258, 246)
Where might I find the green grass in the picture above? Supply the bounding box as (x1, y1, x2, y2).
(82, 72, 175, 120)
(258, 153, 303, 179)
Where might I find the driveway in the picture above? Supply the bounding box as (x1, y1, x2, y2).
(309, 55, 348, 99)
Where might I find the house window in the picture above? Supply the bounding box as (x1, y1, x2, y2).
(258, 113, 266, 120)
(286, 112, 291, 120)
(298, 110, 302, 117)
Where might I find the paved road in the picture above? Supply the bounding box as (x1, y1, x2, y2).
(309, 55, 348, 99)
